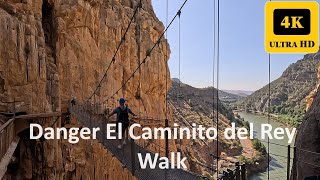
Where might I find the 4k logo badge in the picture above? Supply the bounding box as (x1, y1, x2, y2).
(265, 2, 319, 53)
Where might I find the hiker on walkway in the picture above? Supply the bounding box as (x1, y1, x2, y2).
(108, 98, 136, 148)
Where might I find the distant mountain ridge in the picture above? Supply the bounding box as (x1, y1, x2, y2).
(170, 78, 244, 103)
(238, 52, 320, 126)
(222, 90, 253, 97)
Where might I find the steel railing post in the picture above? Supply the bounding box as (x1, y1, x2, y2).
(241, 164, 246, 180)
(292, 146, 297, 180)
(287, 145, 291, 180)
(131, 128, 136, 175)
(165, 118, 169, 158)
(235, 162, 240, 180)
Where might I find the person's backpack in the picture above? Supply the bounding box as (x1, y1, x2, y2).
(118, 107, 129, 123)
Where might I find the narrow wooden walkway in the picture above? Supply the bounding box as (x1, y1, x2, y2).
(0, 137, 19, 179)
(0, 112, 62, 179)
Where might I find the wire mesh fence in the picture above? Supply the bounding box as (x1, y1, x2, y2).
(292, 147, 320, 180)
(268, 143, 293, 180)
(69, 103, 202, 179)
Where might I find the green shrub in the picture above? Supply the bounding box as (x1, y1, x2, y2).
(252, 138, 267, 155)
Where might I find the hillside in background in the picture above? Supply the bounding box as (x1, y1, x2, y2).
(237, 53, 320, 126)
(168, 80, 268, 176)
(169, 79, 237, 122)
(172, 78, 244, 106)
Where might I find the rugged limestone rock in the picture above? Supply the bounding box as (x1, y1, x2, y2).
(0, 0, 171, 179)
(293, 52, 320, 179)
(306, 65, 320, 110)
(0, 0, 170, 117)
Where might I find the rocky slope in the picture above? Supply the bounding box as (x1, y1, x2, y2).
(170, 78, 242, 119)
(0, 0, 172, 179)
(293, 52, 320, 179)
(238, 53, 320, 126)
(169, 80, 268, 177)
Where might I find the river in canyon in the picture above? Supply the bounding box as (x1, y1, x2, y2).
(237, 112, 295, 180)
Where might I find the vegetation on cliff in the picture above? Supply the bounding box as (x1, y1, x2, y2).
(237, 53, 320, 127)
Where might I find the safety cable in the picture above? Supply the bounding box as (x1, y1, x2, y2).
(176, 5, 182, 148)
(267, 1, 271, 180)
(136, 5, 142, 153)
(164, 0, 169, 157)
(211, 0, 216, 176)
(112, 30, 115, 110)
(268, 26, 271, 180)
(216, 0, 220, 178)
(298, 159, 320, 168)
(298, 147, 320, 155)
(165, 0, 169, 122)
(267, 46, 271, 179)
(178, 10, 181, 102)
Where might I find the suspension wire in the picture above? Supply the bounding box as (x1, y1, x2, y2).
(298, 147, 320, 155)
(165, 0, 169, 123)
(299, 159, 320, 169)
(178, 9, 181, 102)
(212, 0, 216, 176)
(112, 30, 115, 110)
(121, 36, 125, 100)
(81, 0, 142, 105)
(101, 0, 189, 104)
(268, 53, 271, 180)
(164, 0, 169, 157)
(142, 56, 146, 150)
(156, 45, 160, 154)
(268, 2, 271, 180)
(216, 0, 220, 178)
(156, 0, 162, 154)
(136, 4, 142, 153)
(177, 5, 182, 148)
(157, 30, 160, 155)
(98, 87, 101, 125)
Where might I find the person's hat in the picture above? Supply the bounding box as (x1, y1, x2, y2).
(119, 98, 125, 104)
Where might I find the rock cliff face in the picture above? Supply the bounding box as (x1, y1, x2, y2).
(0, 0, 169, 117)
(1, 0, 170, 179)
(238, 54, 320, 127)
(294, 52, 320, 179)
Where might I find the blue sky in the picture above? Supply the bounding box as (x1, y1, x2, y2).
(151, 0, 319, 91)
